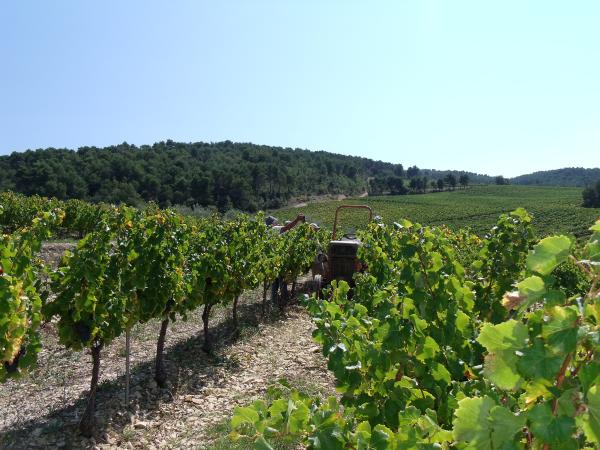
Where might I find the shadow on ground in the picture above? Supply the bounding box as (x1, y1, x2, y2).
(1, 293, 306, 449)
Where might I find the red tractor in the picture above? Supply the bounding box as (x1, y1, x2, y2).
(312, 205, 373, 297)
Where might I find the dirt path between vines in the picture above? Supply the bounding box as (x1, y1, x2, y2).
(1, 244, 335, 449)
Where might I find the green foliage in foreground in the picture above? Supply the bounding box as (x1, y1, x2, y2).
(206, 379, 325, 450)
(273, 185, 600, 238)
(232, 212, 600, 449)
(0, 208, 63, 381)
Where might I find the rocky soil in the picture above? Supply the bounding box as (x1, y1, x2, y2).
(0, 244, 334, 449)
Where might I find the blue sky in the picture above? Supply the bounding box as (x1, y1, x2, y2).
(1, 1, 598, 177)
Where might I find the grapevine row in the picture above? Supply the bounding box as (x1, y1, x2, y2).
(0, 196, 325, 436)
(0, 191, 108, 237)
(231, 210, 600, 449)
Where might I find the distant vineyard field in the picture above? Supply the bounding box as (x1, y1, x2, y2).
(273, 185, 600, 238)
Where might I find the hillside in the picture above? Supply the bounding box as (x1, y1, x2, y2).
(511, 167, 600, 187)
(0, 141, 378, 211)
(0, 141, 495, 212)
(273, 185, 600, 238)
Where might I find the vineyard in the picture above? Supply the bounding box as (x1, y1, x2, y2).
(231, 210, 600, 449)
(275, 185, 600, 238)
(0, 192, 325, 446)
(2, 191, 600, 449)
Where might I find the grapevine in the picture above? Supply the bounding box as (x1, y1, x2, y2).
(0, 209, 63, 381)
(5, 191, 596, 446)
(232, 213, 600, 449)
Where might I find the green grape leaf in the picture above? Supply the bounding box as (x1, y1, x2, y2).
(309, 427, 345, 450)
(587, 220, 600, 262)
(556, 388, 578, 417)
(517, 338, 563, 382)
(541, 306, 579, 355)
(528, 403, 576, 446)
(231, 406, 260, 429)
(452, 396, 495, 448)
(430, 252, 443, 272)
(456, 310, 471, 335)
(516, 275, 546, 306)
(582, 385, 600, 444)
(287, 400, 310, 434)
(489, 405, 526, 449)
(477, 320, 528, 352)
(431, 362, 452, 384)
(478, 314, 536, 391)
(483, 350, 523, 391)
(417, 336, 440, 361)
(586, 236, 600, 262)
(371, 424, 394, 450)
(526, 235, 572, 276)
(398, 406, 421, 427)
(579, 365, 600, 394)
(511, 207, 529, 220)
(585, 299, 600, 325)
(521, 380, 552, 405)
(354, 421, 372, 445)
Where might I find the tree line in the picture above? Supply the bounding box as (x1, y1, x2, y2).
(0, 140, 496, 212)
(0, 141, 383, 211)
(582, 180, 600, 208)
(368, 168, 473, 195)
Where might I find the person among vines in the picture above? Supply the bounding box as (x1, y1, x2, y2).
(265, 213, 306, 304)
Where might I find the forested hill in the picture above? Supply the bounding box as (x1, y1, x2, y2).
(0, 141, 387, 211)
(511, 167, 600, 187)
(0, 140, 494, 211)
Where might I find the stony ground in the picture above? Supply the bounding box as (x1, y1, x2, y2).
(0, 244, 335, 449)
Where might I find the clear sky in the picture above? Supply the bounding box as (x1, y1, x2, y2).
(1, 1, 598, 177)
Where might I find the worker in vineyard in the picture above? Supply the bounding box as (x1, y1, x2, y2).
(265, 213, 306, 304)
(265, 214, 305, 234)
